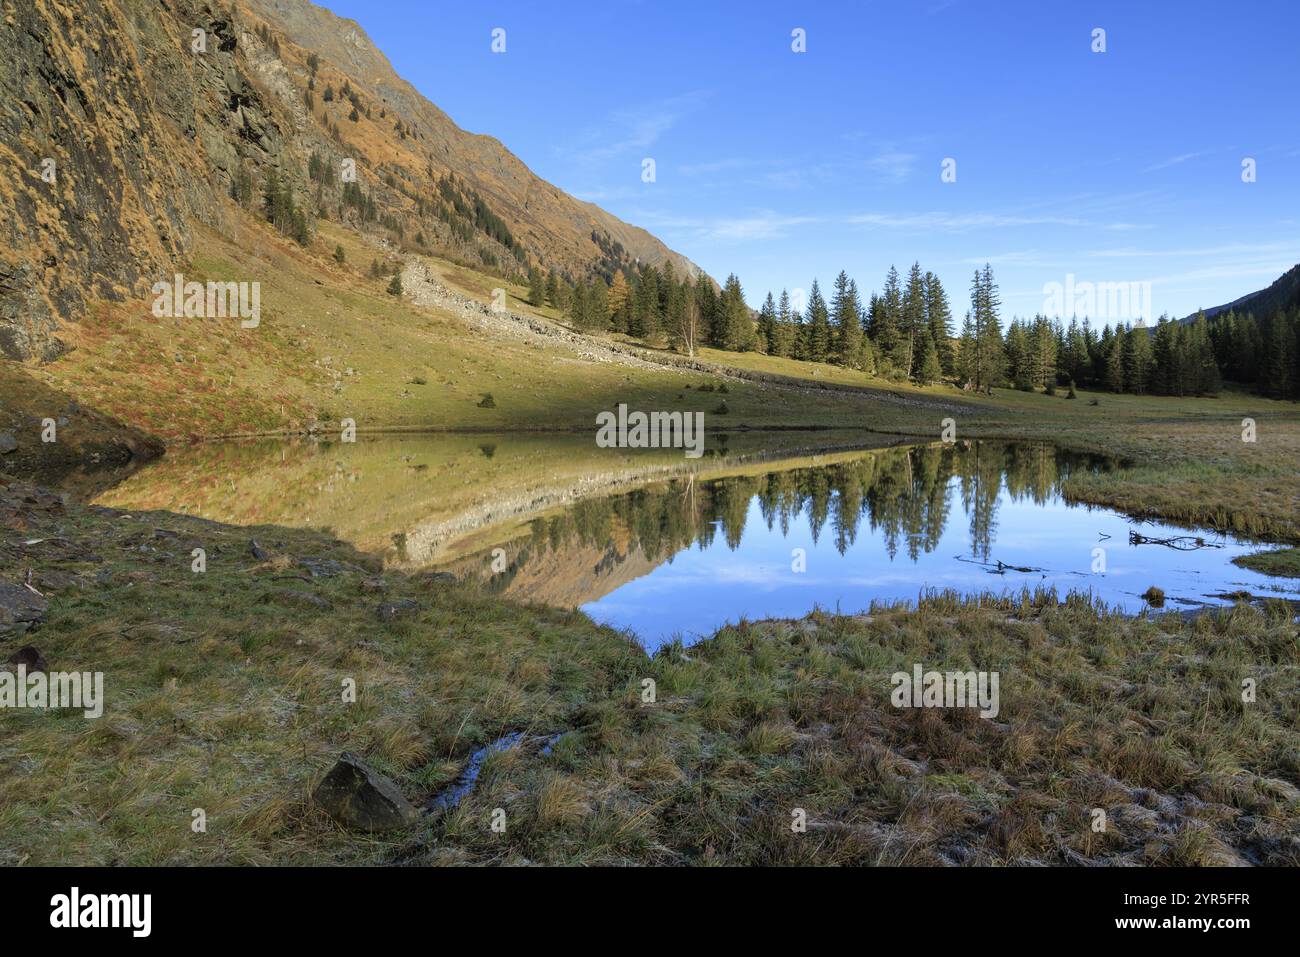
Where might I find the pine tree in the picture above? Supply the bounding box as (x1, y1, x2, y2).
(1032, 317, 1058, 391)
(901, 262, 926, 378)
(757, 292, 778, 353)
(966, 264, 1005, 391)
(870, 267, 904, 376)
(568, 281, 589, 329)
(1004, 320, 1031, 389)
(588, 279, 609, 332)
(915, 333, 942, 385)
(714, 274, 749, 351)
(831, 271, 863, 367)
(695, 274, 718, 348)
(957, 311, 977, 388)
(923, 271, 954, 376)
(1124, 321, 1153, 393)
(527, 267, 545, 306)
(772, 289, 795, 358)
(545, 269, 561, 310)
(805, 280, 832, 363)
(1104, 330, 1126, 392)
(632, 266, 662, 341)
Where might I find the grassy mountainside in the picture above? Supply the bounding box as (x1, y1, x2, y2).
(0, 0, 704, 362)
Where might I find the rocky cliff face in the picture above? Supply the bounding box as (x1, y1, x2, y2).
(0, 0, 707, 360)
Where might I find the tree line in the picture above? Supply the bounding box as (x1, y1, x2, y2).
(538, 259, 1298, 400)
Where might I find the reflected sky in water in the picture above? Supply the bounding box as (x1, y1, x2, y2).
(561, 446, 1295, 649)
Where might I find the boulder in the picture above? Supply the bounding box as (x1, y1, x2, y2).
(0, 581, 48, 638)
(5, 645, 48, 672)
(313, 752, 419, 832)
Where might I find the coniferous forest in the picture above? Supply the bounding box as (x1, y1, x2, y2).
(549, 260, 1300, 400)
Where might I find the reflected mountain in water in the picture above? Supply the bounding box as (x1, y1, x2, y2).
(95, 434, 1291, 647)
(441, 440, 1294, 647)
(445, 441, 1107, 605)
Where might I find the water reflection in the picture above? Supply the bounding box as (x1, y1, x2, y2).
(94, 434, 1294, 648)
(439, 441, 1292, 647)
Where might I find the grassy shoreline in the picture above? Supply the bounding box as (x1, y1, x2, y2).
(2, 472, 1296, 866)
(3, 237, 1299, 866)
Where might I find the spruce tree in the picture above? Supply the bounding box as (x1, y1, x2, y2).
(758, 292, 778, 353)
(923, 271, 954, 375)
(831, 271, 863, 367)
(545, 269, 561, 310)
(772, 289, 794, 358)
(915, 333, 942, 385)
(527, 267, 545, 306)
(871, 267, 904, 376)
(901, 263, 927, 378)
(805, 280, 832, 363)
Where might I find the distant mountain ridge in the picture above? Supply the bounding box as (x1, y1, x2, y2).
(1183, 262, 1300, 322)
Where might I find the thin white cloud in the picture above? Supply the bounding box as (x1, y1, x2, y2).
(561, 91, 711, 165)
(865, 148, 918, 184)
(1142, 150, 1209, 172)
(847, 211, 1145, 232)
(634, 209, 822, 242)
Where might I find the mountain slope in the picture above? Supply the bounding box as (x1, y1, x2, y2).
(1185, 262, 1300, 322)
(0, 0, 706, 360)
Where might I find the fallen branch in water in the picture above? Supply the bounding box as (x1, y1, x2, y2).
(1128, 531, 1222, 550)
(955, 555, 1044, 574)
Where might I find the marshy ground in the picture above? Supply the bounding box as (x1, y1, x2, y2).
(2, 243, 1299, 867)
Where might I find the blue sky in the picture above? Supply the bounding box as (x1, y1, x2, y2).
(317, 0, 1300, 322)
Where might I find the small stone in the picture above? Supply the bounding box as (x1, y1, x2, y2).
(313, 752, 419, 832)
(377, 598, 419, 622)
(0, 433, 17, 454)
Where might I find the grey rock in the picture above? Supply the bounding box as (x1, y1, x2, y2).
(5, 645, 48, 673)
(377, 598, 419, 622)
(0, 581, 48, 638)
(313, 752, 419, 832)
(0, 433, 16, 454)
(297, 557, 358, 578)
